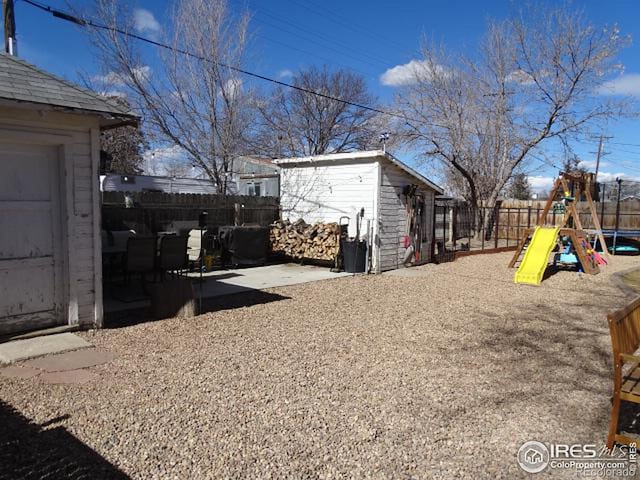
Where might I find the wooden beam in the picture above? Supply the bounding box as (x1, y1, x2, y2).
(508, 228, 533, 268)
(537, 178, 562, 226)
(584, 183, 610, 258)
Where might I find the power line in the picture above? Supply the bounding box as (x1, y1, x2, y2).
(588, 134, 612, 183)
(291, 0, 412, 54)
(608, 141, 640, 149)
(20, 0, 398, 119)
(17, 0, 596, 175)
(249, 5, 393, 72)
(607, 147, 640, 157)
(528, 153, 561, 170)
(255, 33, 378, 79)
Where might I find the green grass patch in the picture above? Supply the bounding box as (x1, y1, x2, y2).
(621, 268, 640, 294)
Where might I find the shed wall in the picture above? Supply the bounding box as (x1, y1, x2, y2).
(0, 107, 101, 329)
(377, 162, 435, 272)
(280, 160, 378, 238)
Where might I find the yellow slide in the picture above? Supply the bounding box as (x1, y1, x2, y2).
(514, 226, 560, 285)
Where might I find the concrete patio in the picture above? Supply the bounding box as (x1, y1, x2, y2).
(104, 263, 351, 314)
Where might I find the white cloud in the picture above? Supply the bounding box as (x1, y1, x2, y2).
(595, 171, 639, 183)
(277, 69, 293, 80)
(93, 66, 152, 87)
(94, 71, 125, 87)
(528, 175, 555, 192)
(133, 9, 161, 36)
(380, 59, 448, 87)
(598, 74, 640, 96)
(143, 145, 193, 177)
(99, 90, 127, 99)
(578, 159, 609, 170)
(220, 78, 243, 100)
(506, 69, 535, 85)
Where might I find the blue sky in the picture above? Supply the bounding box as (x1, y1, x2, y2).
(6, 0, 640, 191)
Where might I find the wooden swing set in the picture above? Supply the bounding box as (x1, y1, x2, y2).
(509, 171, 609, 276)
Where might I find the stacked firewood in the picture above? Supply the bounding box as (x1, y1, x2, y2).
(270, 219, 341, 261)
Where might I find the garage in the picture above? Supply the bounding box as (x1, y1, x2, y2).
(0, 144, 63, 332)
(0, 52, 137, 336)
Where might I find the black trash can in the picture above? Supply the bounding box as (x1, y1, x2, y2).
(341, 240, 367, 273)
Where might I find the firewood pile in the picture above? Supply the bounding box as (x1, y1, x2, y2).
(270, 219, 341, 261)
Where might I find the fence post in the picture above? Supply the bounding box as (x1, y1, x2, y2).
(468, 206, 472, 250)
(614, 179, 623, 254)
(527, 206, 532, 229)
(234, 203, 241, 226)
(506, 207, 511, 247)
(600, 183, 606, 229)
(452, 206, 457, 250)
(494, 205, 499, 249)
(480, 207, 485, 251)
(431, 204, 437, 261)
(442, 206, 447, 254)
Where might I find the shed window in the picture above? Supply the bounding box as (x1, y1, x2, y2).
(247, 182, 261, 196)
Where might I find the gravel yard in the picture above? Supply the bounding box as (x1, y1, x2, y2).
(1, 252, 639, 479)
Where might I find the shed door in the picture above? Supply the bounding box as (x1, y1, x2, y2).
(0, 143, 64, 335)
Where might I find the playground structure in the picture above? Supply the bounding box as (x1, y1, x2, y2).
(509, 172, 608, 285)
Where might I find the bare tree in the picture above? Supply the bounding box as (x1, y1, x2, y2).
(90, 0, 254, 193)
(396, 6, 630, 229)
(254, 66, 382, 157)
(100, 125, 147, 174)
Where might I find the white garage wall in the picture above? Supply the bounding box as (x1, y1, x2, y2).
(280, 160, 378, 238)
(0, 106, 102, 330)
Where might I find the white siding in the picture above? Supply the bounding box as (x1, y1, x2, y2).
(280, 160, 377, 238)
(101, 174, 218, 195)
(278, 154, 437, 273)
(0, 107, 101, 330)
(377, 163, 436, 272)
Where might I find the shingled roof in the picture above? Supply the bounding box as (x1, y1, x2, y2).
(0, 53, 137, 121)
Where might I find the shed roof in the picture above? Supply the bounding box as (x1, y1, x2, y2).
(274, 150, 444, 194)
(0, 53, 138, 123)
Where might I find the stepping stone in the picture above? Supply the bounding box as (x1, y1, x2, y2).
(25, 349, 115, 372)
(0, 365, 40, 379)
(0, 333, 91, 364)
(40, 369, 98, 385)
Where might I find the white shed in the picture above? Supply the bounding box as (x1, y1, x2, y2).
(0, 53, 137, 336)
(275, 150, 443, 273)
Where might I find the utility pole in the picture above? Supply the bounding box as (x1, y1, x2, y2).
(590, 134, 612, 184)
(3, 0, 17, 56)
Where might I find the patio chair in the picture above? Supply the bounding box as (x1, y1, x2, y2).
(112, 230, 136, 251)
(124, 237, 156, 286)
(102, 229, 136, 283)
(158, 235, 188, 280)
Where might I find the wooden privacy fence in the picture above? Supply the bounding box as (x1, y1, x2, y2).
(433, 199, 640, 259)
(495, 202, 640, 241)
(102, 191, 279, 235)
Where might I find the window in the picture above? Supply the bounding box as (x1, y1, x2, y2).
(247, 182, 261, 196)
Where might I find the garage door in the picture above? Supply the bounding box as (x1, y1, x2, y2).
(0, 143, 63, 335)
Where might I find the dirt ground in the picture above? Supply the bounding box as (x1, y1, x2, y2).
(1, 252, 639, 479)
